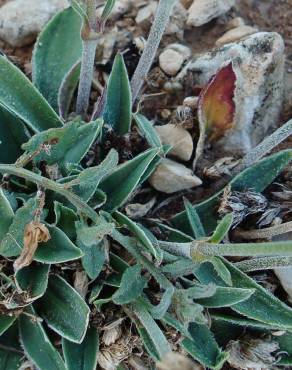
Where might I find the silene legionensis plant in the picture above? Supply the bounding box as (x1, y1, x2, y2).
(0, 0, 292, 369)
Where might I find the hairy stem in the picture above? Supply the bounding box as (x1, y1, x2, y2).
(234, 221, 292, 240)
(233, 118, 292, 174)
(76, 0, 99, 116)
(0, 165, 98, 222)
(131, 0, 176, 104)
(235, 256, 292, 272)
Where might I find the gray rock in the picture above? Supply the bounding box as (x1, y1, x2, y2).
(149, 158, 202, 193)
(184, 32, 285, 155)
(0, 0, 68, 47)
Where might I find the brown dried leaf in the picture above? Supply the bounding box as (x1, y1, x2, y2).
(13, 221, 50, 271)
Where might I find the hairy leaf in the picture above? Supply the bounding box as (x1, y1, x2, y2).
(32, 7, 82, 112)
(19, 308, 67, 370)
(63, 327, 99, 370)
(100, 148, 159, 212)
(210, 213, 233, 243)
(0, 56, 62, 132)
(112, 265, 148, 304)
(134, 113, 162, 148)
(101, 0, 117, 21)
(0, 316, 17, 336)
(0, 325, 22, 369)
(103, 54, 132, 135)
(196, 286, 254, 307)
(54, 201, 78, 240)
(0, 189, 14, 243)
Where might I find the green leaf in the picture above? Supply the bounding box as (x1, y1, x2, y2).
(58, 61, 81, 119)
(0, 197, 37, 258)
(134, 113, 162, 148)
(101, 0, 117, 21)
(207, 257, 232, 286)
(0, 106, 29, 163)
(76, 222, 109, 280)
(19, 308, 67, 370)
(195, 259, 292, 329)
(32, 7, 82, 112)
(0, 325, 22, 370)
(22, 120, 102, 173)
(112, 265, 148, 304)
(132, 300, 171, 359)
(0, 56, 62, 132)
(15, 263, 50, 302)
(184, 198, 205, 239)
(100, 148, 159, 212)
(0, 189, 14, 243)
(172, 150, 292, 235)
(36, 275, 90, 343)
(103, 54, 132, 135)
(54, 201, 78, 240)
(72, 148, 119, 202)
(63, 327, 99, 370)
(181, 323, 228, 370)
(0, 316, 17, 336)
(196, 286, 254, 307)
(114, 211, 157, 258)
(35, 225, 83, 264)
(210, 213, 233, 243)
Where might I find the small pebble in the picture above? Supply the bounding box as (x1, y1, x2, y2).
(155, 124, 194, 161)
(149, 158, 202, 193)
(215, 25, 258, 46)
(159, 49, 185, 76)
(226, 17, 245, 30)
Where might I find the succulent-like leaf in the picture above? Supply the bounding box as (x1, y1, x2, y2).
(195, 258, 292, 329)
(0, 56, 62, 132)
(58, 61, 81, 120)
(103, 54, 132, 135)
(173, 150, 292, 235)
(112, 265, 148, 304)
(22, 120, 102, 173)
(0, 106, 29, 163)
(36, 275, 90, 343)
(0, 325, 22, 369)
(0, 315, 17, 336)
(134, 113, 162, 148)
(181, 323, 228, 370)
(0, 197, 37, 258)
(100, 148, 159, 212)
(19, 308, 67, 370)
(62, 327, 99, 370)
(15, 263, 50, 302)
(0, 189, 14, 243)
(32, 7, 82, 112)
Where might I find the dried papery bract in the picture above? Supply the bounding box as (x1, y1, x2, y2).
(13, 221, 50, 271)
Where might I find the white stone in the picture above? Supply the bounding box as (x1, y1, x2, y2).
(155, 124, 194, 161)
(0, 0, 69, 47)
(215, 25, 258, 46)
(149, 158, 202, 193)
(185, 32, 285, 155)
(187, 0, 235, 27)
(135, 2, 157, 26)
(226, 17, 245, 30)
(159, 49, 185, 76)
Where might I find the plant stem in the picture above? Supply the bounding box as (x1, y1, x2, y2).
(234, 221, 292, 240)
(233, 118, 292, 174)
(0, 165, 98, 222)
(76, 0, 99, 116)
(235, 256, 292, 272)
(130, 0, 176, 104)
